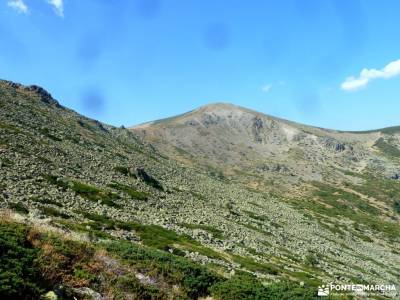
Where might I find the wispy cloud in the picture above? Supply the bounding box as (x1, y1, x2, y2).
(47, 0, 64, 17)
(261, 84, 272, 93)
(341, 59, 400, 91)
(7, 0, 29, 14)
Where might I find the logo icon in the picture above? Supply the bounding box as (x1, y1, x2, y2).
(318, 285, 330, 297)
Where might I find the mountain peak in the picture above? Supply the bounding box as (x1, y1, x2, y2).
(0, 79, 60, 107)
(194, 102, 254, 115)
(197, 102, 241, 110)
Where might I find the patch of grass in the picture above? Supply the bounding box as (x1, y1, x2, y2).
(113, 166, 137, 178)
(31, 197, 61, 207)
(81, 212, 117, 231)
(108, 182, 148, 201)
(243, 210, 268, 222)
(352, 231, 373, 243)
(131, 223, 190, 250)
(181, 223, 224, 239)
(39, 127, 62, 142)
(104, 240, 221, 299)
(313, 182, 380, 216)
(304, 251, 321, 267)
(239, 222, 272, 236)
(210, 274, 317, 300)
(8, 202, 29, 214)
(249, 201, 264, 208)
(0, 121, 21, 133)
(290, 187, 400, 241)
(394, 200, 400, 214)
(231, 254, 279, 275)
(44, 174, 69, 190)
(373, 137, 400, 158)
(286, 270, 323, 288)
(349, 173, 400, 205)
(111, 274, 167, 299)
(41, 206, 70, 219)
(0, 222, 45, 298)
(73, 264, 97, 282)
(95, 216, 225, 260)
(136, 168, 163, 191)
(317, 221, 345, 236)
(0, 217, 318, 299)
(71, 181, 121, 208)
(56, 219, 112, 240)
(34, 231, 98, 287)
(190, 191, 206, 201)
(0, 157, 14, 167)
(45, 175, 121, 208)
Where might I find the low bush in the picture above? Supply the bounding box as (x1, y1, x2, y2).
(210, 275, 318, 300)
(104, 240, 221, 299)
(71, 181, 121, 208)
(113, 166, 137, 178)
(41, 207, 70, 219)
(8, 202, 29, 214)
(0, 222, 45, 298)
(181, 223, 224, 239)
(31, 197, 61, 207)
(108, 182, 149, 200)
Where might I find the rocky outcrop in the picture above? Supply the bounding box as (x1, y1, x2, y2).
(3, 80, 61, 107)
(136, 168, 164, 191)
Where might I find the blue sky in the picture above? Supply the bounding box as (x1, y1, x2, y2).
(1, 0, 400, 130)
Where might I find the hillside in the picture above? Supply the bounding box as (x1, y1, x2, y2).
(1, 81, 399, 299)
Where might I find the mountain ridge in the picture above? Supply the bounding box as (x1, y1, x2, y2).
(132, 101, 400, 135)
(1, 79, 400, 299)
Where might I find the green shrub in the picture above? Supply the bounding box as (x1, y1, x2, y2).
(181, 223, 224, 239)
(112, 275, 166, 300)
(374, 137, 400, 157)
(82, 212, 115, 230)
(44, 174, 69, 190)
(232, 255, 279, 275)
(304, 251, 319, 267)
(45, 175, 121, 208)
(104, 240, 221, 298)
(210, 275, 318, 300)
(108, 182, 149, 200)
(136, 168, 163, 191)
(0, 222, 45, 298)
(394, 200, 400, 214)
(31, 197, 61, 207)
(41, 207, 70, 219)
(244, 210, 268, 222)
(113, 166, 137, 178)
(73, 264, 97, 282)
(71, 181, 121, 208)
(39, 128, 62, 142)
(8, 202, 29, 214)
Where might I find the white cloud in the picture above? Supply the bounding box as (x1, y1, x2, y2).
(7, 0, 29, 14)
(47, 0, 64, 17)
(261, 84, 272, 93)
(341, 59, 400, 91)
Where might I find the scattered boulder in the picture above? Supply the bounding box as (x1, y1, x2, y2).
(25, 85, 61, 107)
(391, 173, 400, 180)
(136, 168, 163, 191)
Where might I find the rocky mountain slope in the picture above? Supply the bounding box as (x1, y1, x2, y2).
(131, 102, 400, 184)
(1, 80, 399, 299)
